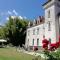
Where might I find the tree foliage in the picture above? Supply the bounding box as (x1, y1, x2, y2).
(0, 16, 28, 47)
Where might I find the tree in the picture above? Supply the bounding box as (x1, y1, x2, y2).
(0, 27, 4, 39)
(3, 16, 28, 47)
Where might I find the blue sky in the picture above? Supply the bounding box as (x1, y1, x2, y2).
(0, 0, 47, 25)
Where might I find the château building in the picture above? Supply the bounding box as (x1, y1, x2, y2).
(25, 0, 60, 50)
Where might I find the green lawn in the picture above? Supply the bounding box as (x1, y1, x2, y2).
(0, 47, 34, 60)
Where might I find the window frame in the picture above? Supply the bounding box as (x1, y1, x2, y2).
(48, 21, 51, 31)
(33, 29, 35, 35)
(37, 27, 39, 35)
(37, 38, 39, 46)
(48, 10, 50, 18)
(32, 39, 34, 46)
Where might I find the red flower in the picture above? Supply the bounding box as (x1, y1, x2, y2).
(50, 43, 56, 48)
(42, 39, 49, 50)
(59, 41, 60, 45)
(49, 43, 59, 51)
(43, 43, 48, 48)
(56, 42, 60, 48)
(42, 39, 49, 45)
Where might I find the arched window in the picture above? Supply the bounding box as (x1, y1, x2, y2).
(48, 10, 50, 18)
(37, 27, 39, 35)
(37, 38, 39, 46)
(32, 39, 34, 46)
(48, 21, 51, 31)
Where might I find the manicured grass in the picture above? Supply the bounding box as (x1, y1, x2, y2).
(0, 47, 34, 60)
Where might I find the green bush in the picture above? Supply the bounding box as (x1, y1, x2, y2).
(44, 48, 60, 60)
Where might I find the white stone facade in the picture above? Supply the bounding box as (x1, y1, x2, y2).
(25, 0, 60, 50)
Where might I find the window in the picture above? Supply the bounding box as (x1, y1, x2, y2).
(33, 29, 35, 35)
(32, 39, 34, 46)
(27, 39, 29, 47)
(48, 10, 50, 18)
(37, 39, 39, 46)
(48, 21, 51, 31)
(43, 24, 45, 29)
(37, 28, 39, 35)
(49, 38, 51, 43)
(28, 30, 30, 36)
(28, 39, 29, 43)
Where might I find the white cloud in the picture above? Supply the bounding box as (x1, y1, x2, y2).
(6, 17, 9, 21)
(8, 11, 12, 15)
(0, 10, 19, 16)
(13, 10, 18, 16)
(19, 16, 23, 19)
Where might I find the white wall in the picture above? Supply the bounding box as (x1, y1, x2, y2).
(45, 5, 57, 43)
(25, 0, 60, 48)
(25, 24, 44, 47)
(55, 2, 60, 42)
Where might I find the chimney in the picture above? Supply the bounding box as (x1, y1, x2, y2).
(41, 16, 45, 23)
(35, 20, 37, 25)
(39, 16, 45, 23)
(36, 16, 41, 25)
(39, 16, 41, 24)
(35, 16, 45, 25)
